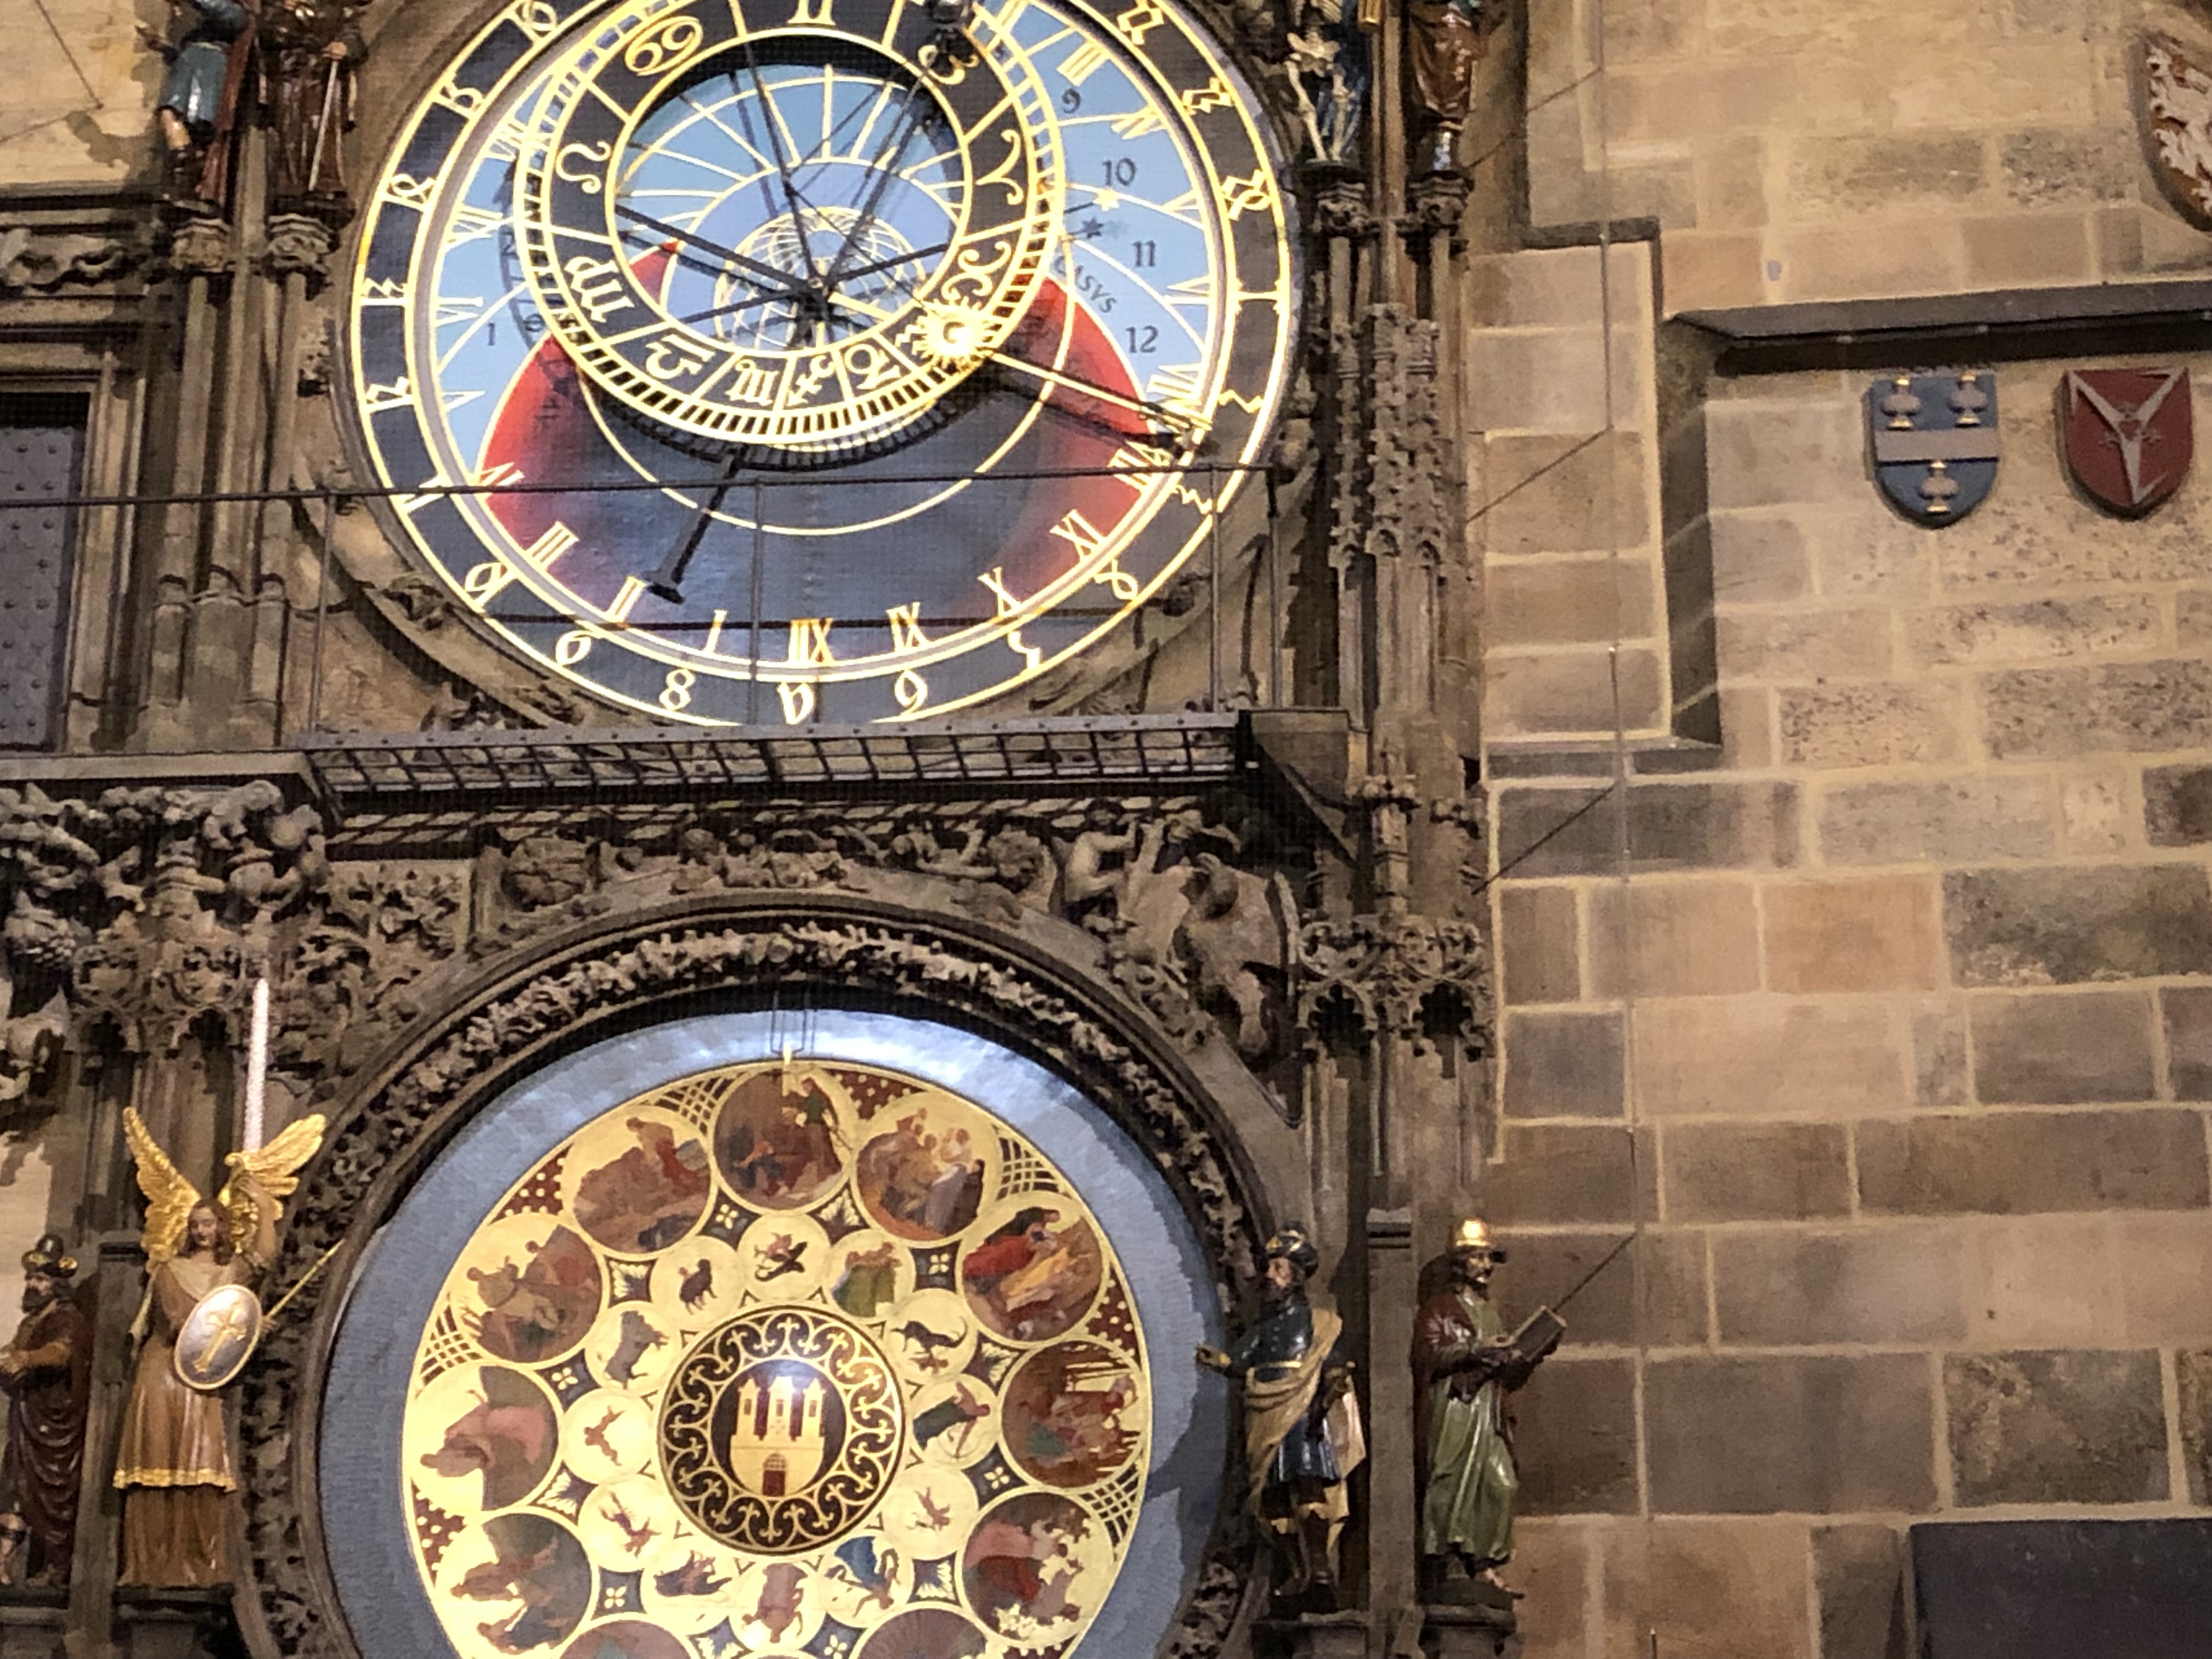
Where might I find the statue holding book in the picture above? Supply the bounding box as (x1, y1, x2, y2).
(1411, 1218, 1558, 1605)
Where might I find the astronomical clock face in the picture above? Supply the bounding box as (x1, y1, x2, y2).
(349, 0, 1294, 723)
(399, 1057, 1152, 1659)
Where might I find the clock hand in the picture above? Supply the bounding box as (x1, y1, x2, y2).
(645, 452, 746, 605)
(822, 285, 1204, 435)
(980, 351, 1210, 439)
(614, 205, 810, 296)
(820, 85, 927, 293)
(678, 240, 953, 326)
(735, 40, 828, 294)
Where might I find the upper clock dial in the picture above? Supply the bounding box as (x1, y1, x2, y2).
(520, 0, 1062, 449)
(349, 0, 1293, 725)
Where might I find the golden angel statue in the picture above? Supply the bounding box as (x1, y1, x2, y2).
(114, 1108, 323, 1587)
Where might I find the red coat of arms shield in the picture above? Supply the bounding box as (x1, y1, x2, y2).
(2061, 368, 2194, 518)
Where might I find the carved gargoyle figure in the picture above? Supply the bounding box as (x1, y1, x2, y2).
(1175, 854, 1289, 1058)
(501, 837, 595, 910)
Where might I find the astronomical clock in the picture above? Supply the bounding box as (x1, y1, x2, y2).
(347, 0, 1293, 723)
(324, 1015, 1225, 1659)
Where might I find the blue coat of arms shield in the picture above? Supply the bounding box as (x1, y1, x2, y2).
(1867, 372, 2001, 525)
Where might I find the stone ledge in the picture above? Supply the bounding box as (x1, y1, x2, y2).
(1679, 280, 2212, 373)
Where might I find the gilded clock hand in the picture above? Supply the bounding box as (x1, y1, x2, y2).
(824, 285, 1206, 436)
(982, 351, 1210, 440)
(645, 452, 745, 605)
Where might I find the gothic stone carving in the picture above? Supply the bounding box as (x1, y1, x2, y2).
(237, 905, 1265, 1659)
(0, 226, 143, 295)
(458, 797, 1306, 1070)
(1297, 912, 1491, 1055)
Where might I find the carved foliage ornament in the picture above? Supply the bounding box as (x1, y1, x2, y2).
(239, 910, 1262, 1659)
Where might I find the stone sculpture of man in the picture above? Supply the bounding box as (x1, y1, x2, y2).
(257, 0, 369, 219)
(1195, 1224, 1365, 1606)
(144, 0, 255, 211)
(0, 1236, 91, 1587)
(1412, 1217, 1544, 1604)
(1406, 0, 1486, 173)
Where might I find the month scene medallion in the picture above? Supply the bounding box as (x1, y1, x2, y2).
(399, 1058, 1150, 1659)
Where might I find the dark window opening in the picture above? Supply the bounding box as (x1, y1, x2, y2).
(0, 393, 86, 751)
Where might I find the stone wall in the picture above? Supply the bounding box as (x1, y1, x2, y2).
(1481, 358, 2212, 1658)
(1520, 0, 2212, 312)
(3, 0, 154, 188)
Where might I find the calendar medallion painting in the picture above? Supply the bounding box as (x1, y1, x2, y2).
(399, 1057, 1152, 1659)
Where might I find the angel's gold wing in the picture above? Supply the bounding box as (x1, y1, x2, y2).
(122, 1107, 202, 1266)
(216, 1113, 328, 1252)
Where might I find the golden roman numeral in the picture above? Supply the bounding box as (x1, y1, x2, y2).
(1165, 274, 1216, 309)
(777, 681, 817, 723)
(1107, 104, 1167, 140)
(790, 0, 834, 23)
(786, 617, 836, 665)
(887, 602, 931, 652)
(519, 522, 579, 573)
(1145, 363, 1205, 412)
(1108, 441, 1173, 494)
(396, 461, 524, 518)
(362, 378, 416, 412)
(977, 567, 1023, 618)
(447, 204, 505, 244)
(1049, 509, 1109, 558)
(1057, 41, 1109, 83)
(604, 574, 649, 625)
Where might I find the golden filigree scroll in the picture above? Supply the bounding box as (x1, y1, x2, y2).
(401, 1058, 1149, 1659)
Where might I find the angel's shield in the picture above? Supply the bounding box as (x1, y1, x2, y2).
(173, 1282, 265, 1392)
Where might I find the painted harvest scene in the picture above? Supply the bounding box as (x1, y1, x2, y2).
(400, 1061, 1149, 1659)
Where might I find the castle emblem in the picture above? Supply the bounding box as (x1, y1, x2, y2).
(726, 1364, 830, 1496)
(659, 1306, 902, 1554)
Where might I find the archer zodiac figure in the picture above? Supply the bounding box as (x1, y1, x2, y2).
(115, 1108, 324, 1585)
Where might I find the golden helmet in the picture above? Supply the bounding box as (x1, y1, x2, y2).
(1452, 1217, 1506, 1261)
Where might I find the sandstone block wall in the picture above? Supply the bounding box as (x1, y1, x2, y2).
(1482, 360, 2212, 1658)
(3, 0, 154, 187)
(1520, 0, 2212, 312)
